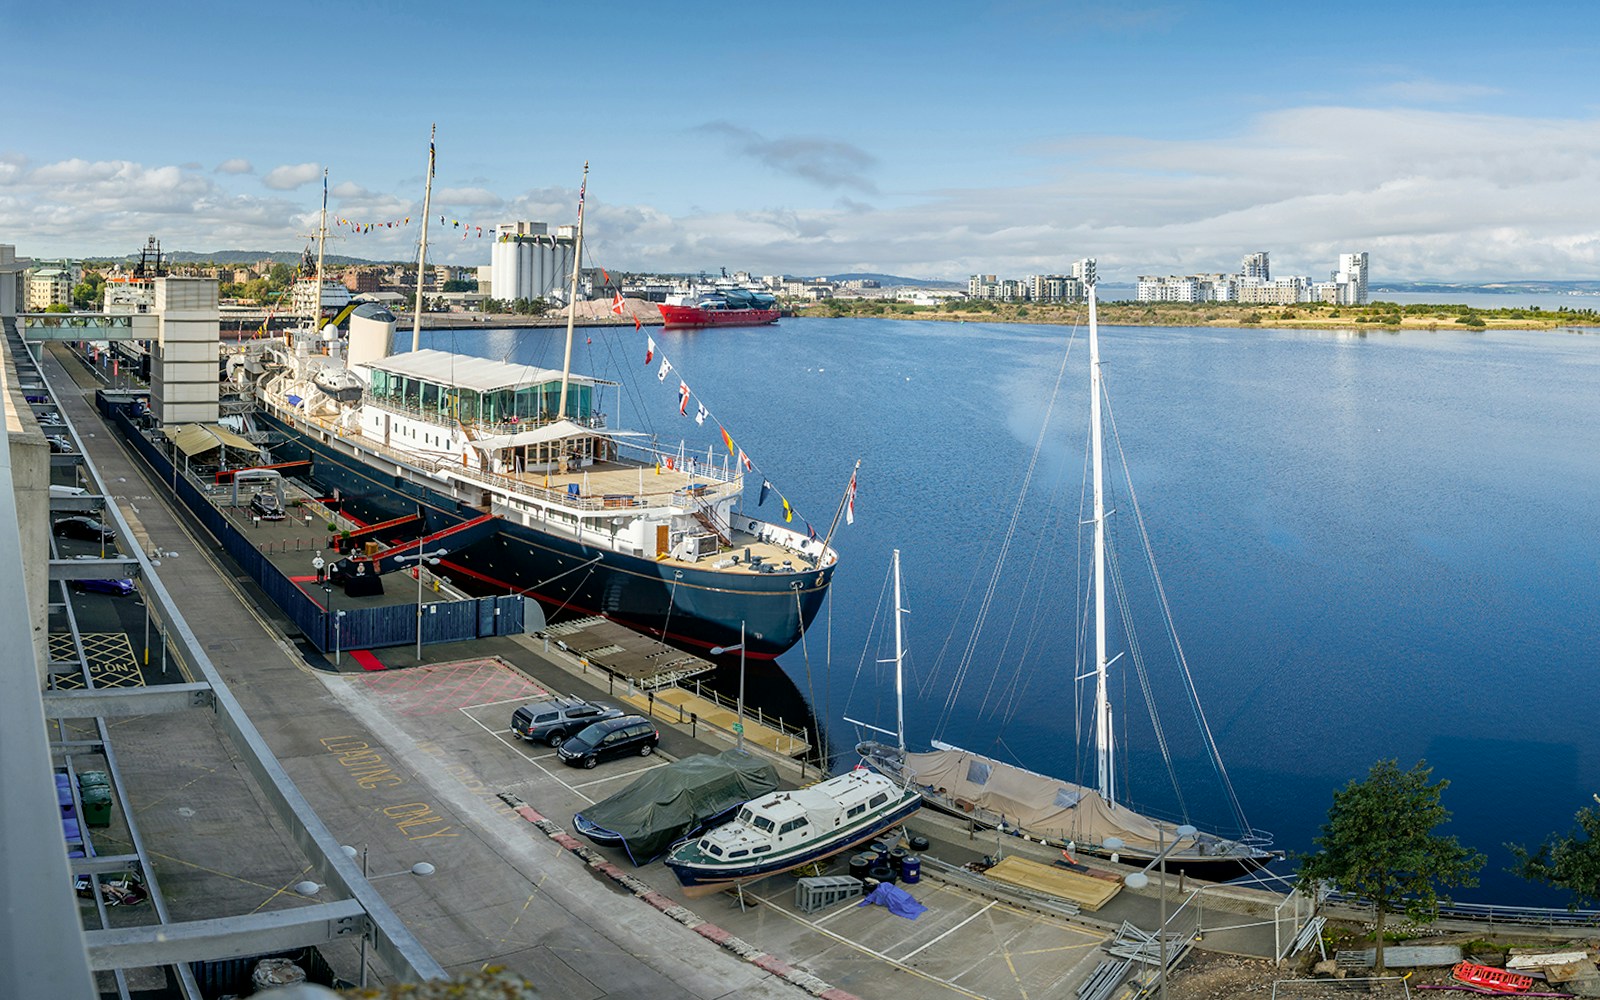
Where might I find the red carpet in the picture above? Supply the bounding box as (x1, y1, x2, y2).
(350, 649, 385, 671)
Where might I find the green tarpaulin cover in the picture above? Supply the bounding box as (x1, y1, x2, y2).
(573, 749, 779, 864)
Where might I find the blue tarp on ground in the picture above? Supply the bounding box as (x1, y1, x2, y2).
(858, 882, 926, 920)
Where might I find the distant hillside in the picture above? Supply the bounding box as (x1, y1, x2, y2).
(98, 249, 395, 267)
(1374, 279, 1600, 295)
(825, 272, 963, 289)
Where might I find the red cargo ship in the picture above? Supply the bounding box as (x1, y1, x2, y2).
(657, 287, 780, 328)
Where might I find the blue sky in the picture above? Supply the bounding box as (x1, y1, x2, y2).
(5, 0, 1598, 282)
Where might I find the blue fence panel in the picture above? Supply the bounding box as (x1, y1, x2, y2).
(109, 409, 512, 655)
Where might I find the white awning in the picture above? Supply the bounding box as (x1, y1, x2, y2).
(367, 349, 617, 393)
(473, 420, 645, 450)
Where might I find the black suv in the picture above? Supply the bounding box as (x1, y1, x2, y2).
(53, 516, 115, 542)
(557, 716, 660, 769)
(510, 698, 623, 747)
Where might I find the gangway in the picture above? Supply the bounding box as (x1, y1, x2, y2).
(344, 511, 424, 544)
(366, 513, 499, 574)
(214, 459, 311, 484)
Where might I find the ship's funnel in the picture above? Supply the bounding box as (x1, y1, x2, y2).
(347, 302, 397, 366)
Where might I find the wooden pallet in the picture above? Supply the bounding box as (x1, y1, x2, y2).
(983, 855, 1122, 911)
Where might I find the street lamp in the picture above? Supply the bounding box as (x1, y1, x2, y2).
(1109, 824, 1198, 1000)
(396, 547, 448, 661)
(709, 620, 747, 753)
(321, 579, 342, 667)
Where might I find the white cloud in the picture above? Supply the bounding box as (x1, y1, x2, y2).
(1365, 78, 1503, 105)
(8, 104, 1600, 282)
(215, 158, 254, 175)
(262, 162, 322, 190)
(435, 186, 502, 207)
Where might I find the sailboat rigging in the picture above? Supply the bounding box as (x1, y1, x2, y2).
(856, 263, 1277, 880)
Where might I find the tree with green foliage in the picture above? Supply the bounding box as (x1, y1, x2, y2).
(43, 303, 70, 313)
(71, 270, 105, 311)
(1298, 759, 1483, 974)
(1508, 801, 1600, 909)
(266, 262, 294, 288)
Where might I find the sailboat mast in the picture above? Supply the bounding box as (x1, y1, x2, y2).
(411, 123, 436, 352)
(557, 162, 589, 421)
(314, 168, 329, 335)
(1088, 272, 1116, 806)
(892, 548, 906, 753)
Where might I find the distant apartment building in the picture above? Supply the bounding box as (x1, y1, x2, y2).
(1237, 276, 1311, 304)
(26, 267, 73, 310)
(342, 268, 380, 293)
(1137, 251, 1369, 305)
(1241, 252, 1270, 282)
(1335, 252, 1369, 305)
(967, 272, 1084, 303)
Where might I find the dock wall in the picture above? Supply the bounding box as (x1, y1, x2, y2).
(102, 400, 526, 652)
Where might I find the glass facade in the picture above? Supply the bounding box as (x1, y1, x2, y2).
(367, 370, 594, 423)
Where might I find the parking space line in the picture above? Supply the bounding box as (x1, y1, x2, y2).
(756, 894, 993, 1000)
(570, 761, 667, 788)
(897, 900, 996, 962)
(455, 701, 596, 804)
(460, 694, 545, 712)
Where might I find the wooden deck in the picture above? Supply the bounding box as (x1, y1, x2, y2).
(538, 616, 713, 689)
(506, 460, 808, 574)
(982, 856, 1123, 911)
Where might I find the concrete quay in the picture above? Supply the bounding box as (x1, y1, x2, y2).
(40, 341, 1298, 999)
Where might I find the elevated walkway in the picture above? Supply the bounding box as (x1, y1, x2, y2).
(19, 313, 155, 341)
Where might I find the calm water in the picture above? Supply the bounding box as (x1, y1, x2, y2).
(413, 318, 1600, 904)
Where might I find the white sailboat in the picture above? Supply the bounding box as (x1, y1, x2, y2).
(858, 266, 1276, 881)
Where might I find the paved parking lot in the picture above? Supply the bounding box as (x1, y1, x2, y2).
(321, 655, 1109, 999)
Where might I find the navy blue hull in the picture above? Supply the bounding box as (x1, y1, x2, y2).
(664, 797, 921, 891)
(256, 411, 832, 658)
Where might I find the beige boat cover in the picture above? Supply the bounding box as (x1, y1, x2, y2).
(904, 747, 1171, 854)
(162, 423, 256, 457)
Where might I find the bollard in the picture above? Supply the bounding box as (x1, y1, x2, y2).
(608, 673, 614, 695)
(678, 704, 685, 724)
(647, 691, 655, 719)
(690, 712, 697, 738)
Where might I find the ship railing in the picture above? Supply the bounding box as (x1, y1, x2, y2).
(365, 397, 607, 436)
(260, 389, 744, 514)
(612, 440, 741, 486)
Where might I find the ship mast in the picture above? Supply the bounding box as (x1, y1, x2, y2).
(314, 168, 329, 337)
(891, 548, 907, 753)
(1086, 263, 1116, 807)
(411, 123, 436, 352)
(557, 162, 588, 421)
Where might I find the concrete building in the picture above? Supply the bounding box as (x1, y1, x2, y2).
(968, 274, 1000, 299)
(475, 265, 493, 299)
(342, 269, 380, 294)
(1242, 252, 1270, 282)
(1237, 276, 1309, 304)
(0, 245, 32, 317)
(1335, 251, 1369, 305)
(490, 221, 577, 304)
(1136, 275, 1202, 303)
(27, 267, 74, 310)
